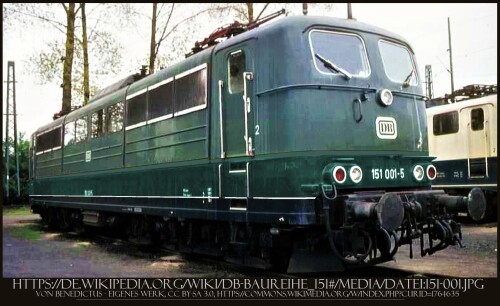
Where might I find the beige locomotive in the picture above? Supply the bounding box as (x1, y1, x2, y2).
(426, 92, 497, 220)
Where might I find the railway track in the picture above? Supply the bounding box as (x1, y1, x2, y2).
(60, 229, 293, 278)
(6, 214, 495, 278)
(51, 224, 441, 279)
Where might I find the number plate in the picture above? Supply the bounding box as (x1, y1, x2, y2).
(371, 168, 405, 180)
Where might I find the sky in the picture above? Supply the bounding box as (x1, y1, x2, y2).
(2, 3, 497, 139)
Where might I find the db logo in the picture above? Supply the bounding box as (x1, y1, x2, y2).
(379, 121, 395, 134)
(376, 117, 397, 139)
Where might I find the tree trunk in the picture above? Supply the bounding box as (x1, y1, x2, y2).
(246, 3, 254, 23)
(62, 3, 76, 114)
(149, 3, 157, 74)
(81, 3, 90, 105)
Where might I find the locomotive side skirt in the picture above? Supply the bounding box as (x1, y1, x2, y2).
(31, 196, 317, 225)
(432, 157, 497, 190)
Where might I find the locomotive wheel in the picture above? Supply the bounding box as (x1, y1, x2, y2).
(270, 233, 292, 272)
(127, 216, 158, 246)
(484, 190, 497, 222)
(270, 249, 290, 272)
(58, 209, 73, 231)
(41, 208, 60, 230)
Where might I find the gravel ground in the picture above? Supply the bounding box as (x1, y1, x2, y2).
(380, 221, 497, 277)
(2, 214, 497, 277)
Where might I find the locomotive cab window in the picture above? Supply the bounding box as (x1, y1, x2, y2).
(433, 111, 459, 135)
(309, 30, 370, 77)
(471, 108, 484, 131)
(228, 50, 245, 94)
(174, 64, 207, 116)
(379, 40, 418, 86)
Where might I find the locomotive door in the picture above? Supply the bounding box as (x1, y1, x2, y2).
(214, 44, 255, 200)
(461, 105, 490, 178)
(216, 46, 254, 157)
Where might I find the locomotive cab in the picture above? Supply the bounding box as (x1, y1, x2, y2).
(237, 16, 429, 172)
(210, 16, 486, 271)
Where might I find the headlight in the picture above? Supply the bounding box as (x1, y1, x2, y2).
(349, 166, 363, 183)
(378, 89, 393, 106)
(413, 165, 425, 181)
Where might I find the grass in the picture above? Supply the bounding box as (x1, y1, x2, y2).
(74, 242, 91, 249)
(3, 205, 32, 216)
(8, 224, 43, 240)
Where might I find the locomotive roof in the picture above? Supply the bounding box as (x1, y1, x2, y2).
(213, 15, 414, 53)
(34, 15, 414, 136)
(426, 93, 497, 115)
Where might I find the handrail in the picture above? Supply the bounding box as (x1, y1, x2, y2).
(256, 83, 377, 97)
(219, 80, 225, 158)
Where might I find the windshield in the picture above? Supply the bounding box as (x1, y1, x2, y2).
(309, 30, 370, 77)
(379, 40, 418, 86)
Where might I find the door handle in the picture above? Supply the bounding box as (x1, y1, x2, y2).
(353, 98, 363, 123)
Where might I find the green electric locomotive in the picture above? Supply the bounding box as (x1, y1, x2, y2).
(29, 13, 486, 273)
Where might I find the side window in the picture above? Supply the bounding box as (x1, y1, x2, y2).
(75, 116, 88, 143)
(471, 108, 484, 131)
(64, 121, 76, 145)
(148, 79, 173, 121)
(174, 64, 207, 116)
(52, 127, 62, 149)
(36, 127, 62, 153)
(126, 91, 147, 127)
(228, 51, 245, 94)
(433, 111, 459, 135)
(91, 110, 106, 138)
(106, 102, 124, 133)
(35, 134, 45, 153)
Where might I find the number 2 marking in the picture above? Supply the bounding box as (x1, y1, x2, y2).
(255, 125, 260, 135)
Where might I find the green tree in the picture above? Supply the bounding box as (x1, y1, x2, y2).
(61, 3, 78, 114)
(3, 3, 122, 111)
(145, 3, 224, 74)
(2, 134, 30, 204)
(81, 2, 90, 105)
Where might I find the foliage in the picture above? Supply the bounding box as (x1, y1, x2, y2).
(149, 3, 338, 71)
(8, 224, 43, 240)
(4, 3, 123, 108)
(3, 3, 338, 115)
(2, 133, 30, 204)
(122, 3, 225, 74)
(2, 205, 32, 216)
